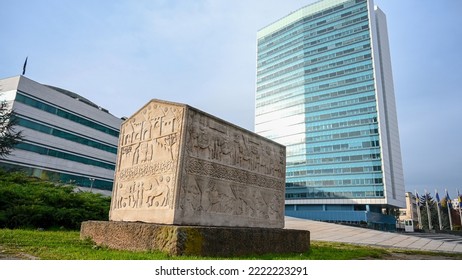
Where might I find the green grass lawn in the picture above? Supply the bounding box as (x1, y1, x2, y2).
(2, 228, 461, 260)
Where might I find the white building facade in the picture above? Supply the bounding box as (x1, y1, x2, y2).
(0, 75, 122, 191)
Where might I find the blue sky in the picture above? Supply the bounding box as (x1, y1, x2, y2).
(1, 0, 461, 197)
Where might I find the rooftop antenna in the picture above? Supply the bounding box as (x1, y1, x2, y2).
(22, 56, 28, 75)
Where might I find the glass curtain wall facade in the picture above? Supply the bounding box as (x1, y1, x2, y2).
(0, 76, 122, 191)
(255, 0, 405, 228)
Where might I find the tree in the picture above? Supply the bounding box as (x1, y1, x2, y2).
(0, 170, 111, 229)
(0, 98, 23, 157)
(439, 198, 451, 230)
(419, 193, 438, 230)
(419, 193, 451, 231)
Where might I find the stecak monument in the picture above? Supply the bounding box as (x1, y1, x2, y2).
(81, 99, 309, 257)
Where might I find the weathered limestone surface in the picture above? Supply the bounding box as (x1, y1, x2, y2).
(81, 220, 310, 257)
(110, 99, 286, 228)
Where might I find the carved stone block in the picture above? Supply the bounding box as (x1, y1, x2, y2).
(110, 99, 286, 228)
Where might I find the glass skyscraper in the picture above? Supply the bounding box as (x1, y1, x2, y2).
(255, 0, 405, 229)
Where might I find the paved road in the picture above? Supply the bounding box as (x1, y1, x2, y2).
(284, 216, 462, 254)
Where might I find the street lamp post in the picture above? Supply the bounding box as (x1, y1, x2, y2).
(89, 177, 95, 193)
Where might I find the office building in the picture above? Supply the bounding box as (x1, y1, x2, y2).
(255, 0, 405, 229)
(0, 75, 122, 191)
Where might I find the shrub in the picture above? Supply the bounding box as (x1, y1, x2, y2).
(0, 169, 110, 230)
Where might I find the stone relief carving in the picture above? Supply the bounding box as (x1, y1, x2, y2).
(117, 104, 183, 170)
(112, 102, 184, 212)
(178, 109, 285, 222)
(110, 100, 285, 228)
(185, 157, 284, 191)
(185, 110, 286, 179)
(179, 174, 284, 221)
(112, 175, 174, 210)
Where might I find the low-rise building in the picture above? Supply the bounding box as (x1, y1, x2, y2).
(0, 75, 122, 191)
(397, 192, 419, 231)
(452, 198, 461, 210)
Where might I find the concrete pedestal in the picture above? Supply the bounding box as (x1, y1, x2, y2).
(81, 221, 310, 257)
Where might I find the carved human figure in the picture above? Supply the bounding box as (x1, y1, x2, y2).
(114, 181, 144, 209)
(181, 176, 202, 213)
(206, 183, 221, 212)
(268, 194, 283, 220)
(205, 182, 234, 214)
(139, 142, 152, 163)
(196, 126, 211, 159)
(253, 189, 269, 219)
(132, 143, 140, 165)
(217, 138, 233, 165)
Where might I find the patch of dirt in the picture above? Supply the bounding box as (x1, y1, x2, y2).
(0, 246, 39, 260)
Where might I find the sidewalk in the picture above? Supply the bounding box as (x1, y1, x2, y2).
(284, 216, 462, 254)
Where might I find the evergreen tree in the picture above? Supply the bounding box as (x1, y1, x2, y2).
(440, 197, 451, 230)
(0, 98, 23, 157)
(419, 193, 438, 230)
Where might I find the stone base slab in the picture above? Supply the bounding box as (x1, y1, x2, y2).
(80, 221, 310, 257)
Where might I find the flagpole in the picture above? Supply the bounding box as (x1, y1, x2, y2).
(425, 189, 433, 231)
(458, 189, 462, 229)
(415, 190, 422, 230)
(22, 56, 28, 75)
(435, 190, 443, 231)
(446, 189, 453, 231)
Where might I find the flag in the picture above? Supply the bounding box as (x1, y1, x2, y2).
(458, 189, 462, 207)
(435, 190, 441, 206)
(415, 191, 420, 206)
(22, 56, 28, 75)
(445, 189, 451, 209)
